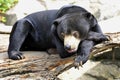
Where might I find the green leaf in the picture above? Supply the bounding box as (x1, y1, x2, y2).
(0, 0, 18, 13)
(1, 16, 6, 22)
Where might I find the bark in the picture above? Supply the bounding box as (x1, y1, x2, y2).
(0, 32, 120, 79)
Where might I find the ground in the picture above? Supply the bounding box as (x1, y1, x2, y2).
(0, 33, 120, 80)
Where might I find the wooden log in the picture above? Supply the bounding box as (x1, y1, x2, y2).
(0, 32, 120, 79)
(48, 32, 120, 76)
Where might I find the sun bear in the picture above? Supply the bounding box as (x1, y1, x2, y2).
(8, 5, 107, 68)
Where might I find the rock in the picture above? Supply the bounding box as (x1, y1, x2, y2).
(6, 0, 45, 20)
(99, 16, 120, 33)
(4, 14, 17, 26)
(0, 23, 12, 33)
(0, 34, 9, 52)
(78, 60, 120, 80)
(4, 0, 120, 25)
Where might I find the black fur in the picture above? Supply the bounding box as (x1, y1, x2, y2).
(8, 5, 107, 68)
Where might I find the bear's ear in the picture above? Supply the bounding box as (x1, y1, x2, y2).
(52, 20, 59, 28)
(51, 18, 62, 34)
(53, 17, 63, 26)
(85, 12, 92, 19)
(52, 17, 62, 27)
(84, 12, 97, 27)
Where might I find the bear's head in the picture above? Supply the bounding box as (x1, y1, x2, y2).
(51, 12, 97, 53)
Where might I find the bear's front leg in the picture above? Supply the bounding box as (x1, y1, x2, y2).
(74, 40, 94, 69)
(87, 31, 108, 42)
(8, 19, 30, 60)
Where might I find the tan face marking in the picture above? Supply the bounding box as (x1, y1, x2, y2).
(64, 32, 81, 53)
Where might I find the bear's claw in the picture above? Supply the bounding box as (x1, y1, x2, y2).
(74, 61, 83, 69)
(9, 52, 25, 60)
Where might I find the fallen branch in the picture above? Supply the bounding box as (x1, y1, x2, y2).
(0, 31, 10, 34)
(0, 32, 120, 79)
(48, 32, 120, 75)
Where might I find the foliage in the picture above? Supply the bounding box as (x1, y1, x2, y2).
(0, 0, 18, 22)
(0, 16, 6, 22)
(0, 0, 18, 13)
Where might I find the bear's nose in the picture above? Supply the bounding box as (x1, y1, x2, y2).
(64, 44, 71, 50)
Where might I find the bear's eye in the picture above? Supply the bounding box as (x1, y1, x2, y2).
(61, 32, 65, 38)
(72, 31, 79, 38)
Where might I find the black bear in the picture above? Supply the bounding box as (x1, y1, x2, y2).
(8, 5, 107, 68)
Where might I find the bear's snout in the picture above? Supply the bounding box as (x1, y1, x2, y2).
(64, 44, 77, 53)
(64, 44, 71, 50)
(64, 35, 81, 53)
